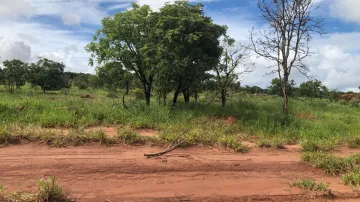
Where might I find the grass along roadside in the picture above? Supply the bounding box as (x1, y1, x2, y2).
(0, 177, 70, 202)
(0, 124, 249, 152)
(290, 179, 330, 192)
(302, 152, 360, 190)
(1, 89, 360, 150)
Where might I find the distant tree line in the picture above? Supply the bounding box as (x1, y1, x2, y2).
(0, 58, 70, 93)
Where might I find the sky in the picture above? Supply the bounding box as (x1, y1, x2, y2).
(0, 0, 360, 92)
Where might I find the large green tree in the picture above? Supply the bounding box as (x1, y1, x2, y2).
(28, 58, 69, 93)
(86, 3, 157, 105)
(2, 59, 27, 93)
(155, 1, 226, 105)
(267, 78, 296, 96)
(298, 79, 328, 99)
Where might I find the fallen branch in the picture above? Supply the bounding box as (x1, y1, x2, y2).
(144, 140, 184, 158)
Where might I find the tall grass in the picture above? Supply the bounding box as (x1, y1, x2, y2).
(1, 88, 360, 149)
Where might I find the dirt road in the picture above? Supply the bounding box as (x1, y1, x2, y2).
(0, 144, 358, 201)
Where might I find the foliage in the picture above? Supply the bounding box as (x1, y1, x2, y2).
(28, 58, 69, 92)
(267, 78, 296, 96)
(87, 3, 156, 105)
(298, 80, 329, 99)
(155, 1, 226, 105)
(2, 59, 27, 93)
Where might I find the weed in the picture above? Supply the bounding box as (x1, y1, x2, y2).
(347, 136, 360, 148)
(37, 176, 69, 202)
(117, 127, 145, 145)
(290, 179, 329, 192)
(301, 152, 351, 175)
(257, 138, 285, 149)
(300, 139, 337, 152)
(341, 170, 360, 188)
(219, 136, 248, 153)
(0, 183, 5, 193)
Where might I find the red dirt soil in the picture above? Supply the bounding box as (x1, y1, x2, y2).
(0, 144, 358, 202)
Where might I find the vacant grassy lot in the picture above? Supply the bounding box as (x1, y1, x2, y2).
(1, 87, 360, 201)
(1, 87, 360, 151)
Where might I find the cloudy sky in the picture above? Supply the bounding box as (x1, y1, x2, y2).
(1, 0, 360, 91)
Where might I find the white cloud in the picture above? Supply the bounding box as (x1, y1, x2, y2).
(62, 13, 81, 26)
(330, 0, 360, 24)
(0, 0, 33, 19)
(107, 3, 132, 11)
(0, 38, 32, 63)
(0, 19, 93, 73)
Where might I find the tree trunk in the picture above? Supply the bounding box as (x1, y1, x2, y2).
(142, 82, 151, 106)
(221, 88, 226, 107)
(281, 76, 289, 116)
(123, 81, 129, 109)
(183, 89, 190, 103)
(163, 92, 167, 106)
(43, 88, 46, 93)
(194, 92, 198, 104)
(173, 90, 180, 106)
(172, 83, 182, 106)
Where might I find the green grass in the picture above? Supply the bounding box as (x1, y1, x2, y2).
(0, 176, 69, 202)
(37, 176, 69, 202)
(301, 152, 352, 175)
(341, 170, 360, 188)
(1, 87, 360, 151)
(300, 139, 338, 152)
(290, 179, 329, 192)
(257, 138, 286, 149)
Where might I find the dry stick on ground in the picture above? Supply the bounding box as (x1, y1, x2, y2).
(144, 139, 184, 158)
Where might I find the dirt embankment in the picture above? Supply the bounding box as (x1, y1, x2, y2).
(0, 144, 358, 202)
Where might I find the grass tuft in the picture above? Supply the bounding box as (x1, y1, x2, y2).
(257, 138, 285, 149)
(37, 176, 69, 202)
(301, 152, 352, 175)
(300, 139, 337, 152)
(347, 136, 360, 149)
(341, 170, 360, 188)
(117, 127, 146, 145)
(290, 179, 329, 192)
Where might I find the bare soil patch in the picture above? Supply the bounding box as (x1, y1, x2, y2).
(0, 144, 357, 202)
(136, 129, 159, 137)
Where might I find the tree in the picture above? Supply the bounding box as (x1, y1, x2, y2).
(87, 4, 157, 105)
(2, 59, 27, 93)
(73, 73, 92, 89)
(250, 0, 324, 115)
(28, 58, 69, 93)
(214, 36, 253, 107)
(97, 62, 134, 108)
(298, 79, 328, 99)
(155, 1, 226, 105)
(267, 78, 296, 96)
